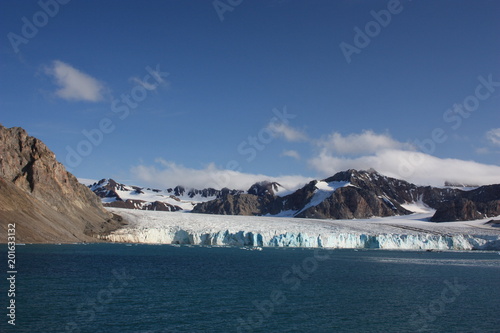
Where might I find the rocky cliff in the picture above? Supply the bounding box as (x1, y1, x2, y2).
(0, 125, 124, 243)
(431, 184, 500, 222)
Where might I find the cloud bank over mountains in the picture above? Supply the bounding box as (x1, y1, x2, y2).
(130, 128, 500, 190)
(307, 130, 500, 186)
(131, 159, 312, 191)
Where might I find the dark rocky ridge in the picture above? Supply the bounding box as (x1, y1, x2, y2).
(89, 178, 243, 211)
(0, 125, 124, 243)
(91, 178, 182, 211)
(431, 185, 500, 222)
(168, 185, 242, 199)
(193, 169, 500, 222)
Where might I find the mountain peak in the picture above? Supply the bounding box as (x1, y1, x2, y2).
(323, 168, 382, 183)
(247, 181, 284, 196)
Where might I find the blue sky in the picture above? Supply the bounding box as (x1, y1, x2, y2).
(1, 0, 500, 189)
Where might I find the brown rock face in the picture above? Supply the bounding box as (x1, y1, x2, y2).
(430, 199, 482, 222)
(0, 125, 123, 243)
(430, 185, 500, 222)
(295, 186, 410, 219)
(192, 193, 272, 216)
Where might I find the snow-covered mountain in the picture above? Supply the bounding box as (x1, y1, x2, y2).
(193, 169, 500, 222)
(87, 169, 500, 222)
(87, 178, 242, 211)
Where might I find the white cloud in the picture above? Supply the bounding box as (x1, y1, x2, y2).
(44, 60, 106, 102)
(281, 150, 301, 160)
(308, 129, 500, 186)
(131, 159, 311, 191)
(486, 128, 500, 146)
(309, 147, 500, 186)
(316, 130, 409, 156)
(268, 123, 308, 142)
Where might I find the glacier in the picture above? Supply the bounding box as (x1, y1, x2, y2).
(101, 208, 500, 251)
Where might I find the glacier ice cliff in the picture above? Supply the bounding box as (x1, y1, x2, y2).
(101, 228, 500, 250)
(101, 209, 500, 250)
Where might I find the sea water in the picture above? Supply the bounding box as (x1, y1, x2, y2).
(2, 244, 499, 333)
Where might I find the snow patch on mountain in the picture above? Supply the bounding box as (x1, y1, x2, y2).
(295, 181, 350, 216)
(401, 201, 435, 214)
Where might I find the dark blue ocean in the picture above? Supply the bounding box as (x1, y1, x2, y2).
(2, 244, 500, 333)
